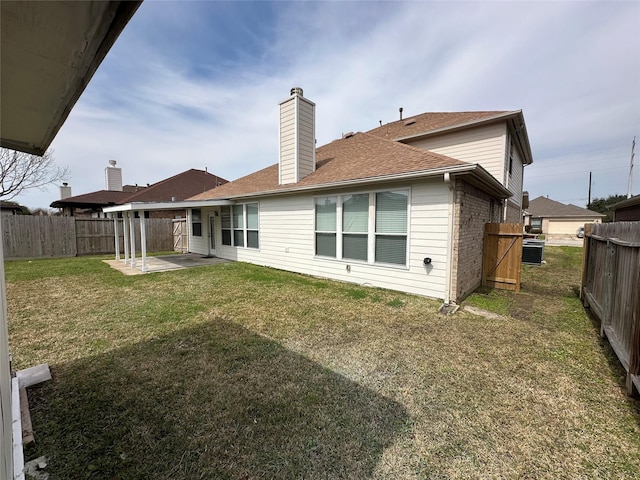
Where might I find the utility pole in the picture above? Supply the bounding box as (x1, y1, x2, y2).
(628, 136, 635, 199)
(588, 171, 592, 207)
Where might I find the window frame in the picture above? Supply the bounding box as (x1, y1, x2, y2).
(221, 203, 259, 249)
(192, 208, 202, 237)
(314, 188, 410, 268)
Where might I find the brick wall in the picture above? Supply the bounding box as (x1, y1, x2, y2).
(451, 180, 501, 302)
(505, 199, 522, 223)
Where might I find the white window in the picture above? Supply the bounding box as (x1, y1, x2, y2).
(221, 203, 259, 248)
(375, 191, 408, 265)
(342, 194, 369, 261)
(315, 197, 337, 257)
(315, 190, 409, 266)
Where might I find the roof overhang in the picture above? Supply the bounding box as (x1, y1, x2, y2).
(103, 199, 234, 213)
(1, 1, 142, 155)
(201, 163, 513, 202)
(610, 194, 640, 210)
(394, 110, 534, 166)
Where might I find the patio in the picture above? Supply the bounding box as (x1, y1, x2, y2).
(104, 253, 230, 275)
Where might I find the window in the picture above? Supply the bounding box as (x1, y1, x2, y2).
(246, 203, 259, 248)
(221, 206, 231, 245)
(314, 190, 409, 267)
(315, 197, 337, 257)
(531, 217, 542, 233)
(375, 191, 408, 265)
(233, 205, 244, 247)
(342, 194, 369, 261)
(221, 203, 259, 248)
(192, 209, 202, 237)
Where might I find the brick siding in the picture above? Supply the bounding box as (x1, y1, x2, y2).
(451, 180, 501, 302)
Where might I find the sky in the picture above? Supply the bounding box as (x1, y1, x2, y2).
(12, 0, 640, 210)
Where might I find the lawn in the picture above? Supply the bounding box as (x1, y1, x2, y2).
(6, 247, 640, 479)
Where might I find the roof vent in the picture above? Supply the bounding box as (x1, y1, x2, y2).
(342, 132, 355, 139)
(404, 118, 416, 126)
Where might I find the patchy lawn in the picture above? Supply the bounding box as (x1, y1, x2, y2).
(6, 247, 640, 479)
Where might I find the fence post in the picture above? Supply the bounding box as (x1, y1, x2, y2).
(580, 223, 592, 302)
(601, 241, 616, 337)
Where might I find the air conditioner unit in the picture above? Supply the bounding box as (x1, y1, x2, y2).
(522, 240, 544, 265)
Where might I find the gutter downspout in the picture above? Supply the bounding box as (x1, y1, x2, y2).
(444, 173, 456, 305)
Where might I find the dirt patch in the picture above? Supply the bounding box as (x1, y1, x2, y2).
(509, 293, 535, 320)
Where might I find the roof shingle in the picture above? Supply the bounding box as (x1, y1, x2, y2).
(527, 196, 605, 218)
(189, 132, 468, 200)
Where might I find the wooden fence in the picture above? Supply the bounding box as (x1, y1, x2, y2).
(2, 216, 174, 259)
(581, 221, 640, 396)
(482, 223, 523, 292)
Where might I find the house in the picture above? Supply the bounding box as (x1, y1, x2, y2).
(524, 196, 605, 236)
(51, 163, 228, 218)
(0, 2, 141, 478)
(0, 201, 28, 216)
(108, 88, 533, 304)
(610, 194, 640, 221)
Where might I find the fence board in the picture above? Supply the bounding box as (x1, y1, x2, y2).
(482, 223, 523, 292)
(582, 221, 640, 396)
(2, 216, 174, 259)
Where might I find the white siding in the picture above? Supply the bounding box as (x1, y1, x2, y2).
(279, 94, 315, 185)
(406, 123, 507, 184)
(208, 179, 451, 300)
(506, 134, 524, 205)
(279, 100, 297, 185)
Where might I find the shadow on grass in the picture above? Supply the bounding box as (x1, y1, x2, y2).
(27, 319, 410, 479)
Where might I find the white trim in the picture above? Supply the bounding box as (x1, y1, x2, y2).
(103, 199, 232, 213)
(11, 377, 23, 480)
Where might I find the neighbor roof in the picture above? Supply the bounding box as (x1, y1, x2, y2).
(528, 196, 605, 218)
(51, 169, 228, 209)
(50, 190, 136, 208)
(190, 132, 509, 201)
(610, 194, 640, 210)
(122, 169, 228, 203)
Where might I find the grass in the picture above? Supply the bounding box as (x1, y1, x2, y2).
(6, 249, 640, 479)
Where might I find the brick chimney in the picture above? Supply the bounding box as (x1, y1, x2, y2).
(279, 87, 315, 185)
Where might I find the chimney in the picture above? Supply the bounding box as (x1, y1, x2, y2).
(60, 182, 72, 199)
(279, 87, 316, 185)
(105, 160, 123, 191)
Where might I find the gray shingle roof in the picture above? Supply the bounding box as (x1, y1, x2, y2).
(527, 196, 605, 218)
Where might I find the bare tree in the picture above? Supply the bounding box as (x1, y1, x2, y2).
(0, 147, 68, 200)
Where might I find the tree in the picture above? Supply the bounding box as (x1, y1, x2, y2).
(587, 194, 628, 222)
(0, 147, 68, 200)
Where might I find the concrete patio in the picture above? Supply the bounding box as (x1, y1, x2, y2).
(104, 253, 230, 275)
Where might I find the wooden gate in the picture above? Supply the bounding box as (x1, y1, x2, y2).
(173, 219, 188, 253)
(482, 223, 523, 292)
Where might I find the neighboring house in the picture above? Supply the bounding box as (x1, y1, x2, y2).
(525, 196, 605, 236)
(126, 88, 531, 304)
(0, 201, 27, 216)
(51, 168, 228, 218)
(610, 194, 640, 221)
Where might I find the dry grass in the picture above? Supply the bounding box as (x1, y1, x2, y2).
(6, 247, 640, 479)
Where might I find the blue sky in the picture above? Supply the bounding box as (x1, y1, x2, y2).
(15, 0, 640, 210)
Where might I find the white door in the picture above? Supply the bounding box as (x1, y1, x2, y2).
(208, 214, 216, 256)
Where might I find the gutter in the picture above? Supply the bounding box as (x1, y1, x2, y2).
(443, 173, 456, 305)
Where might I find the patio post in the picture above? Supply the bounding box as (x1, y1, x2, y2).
(140, 212, 147, 273)
(112, 213, 120, 261)
(129, 211, 136, 268)
(122, 211, 130, 264)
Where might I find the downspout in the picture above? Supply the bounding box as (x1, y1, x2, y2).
(444, 173, 456, 305)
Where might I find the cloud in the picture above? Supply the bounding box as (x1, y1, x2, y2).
(13, 1, 639, 209)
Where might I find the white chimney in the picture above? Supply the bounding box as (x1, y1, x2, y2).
(105, 160, 123, 191)
(279, 87, 315, 185)
(60, 182, 72, 199)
